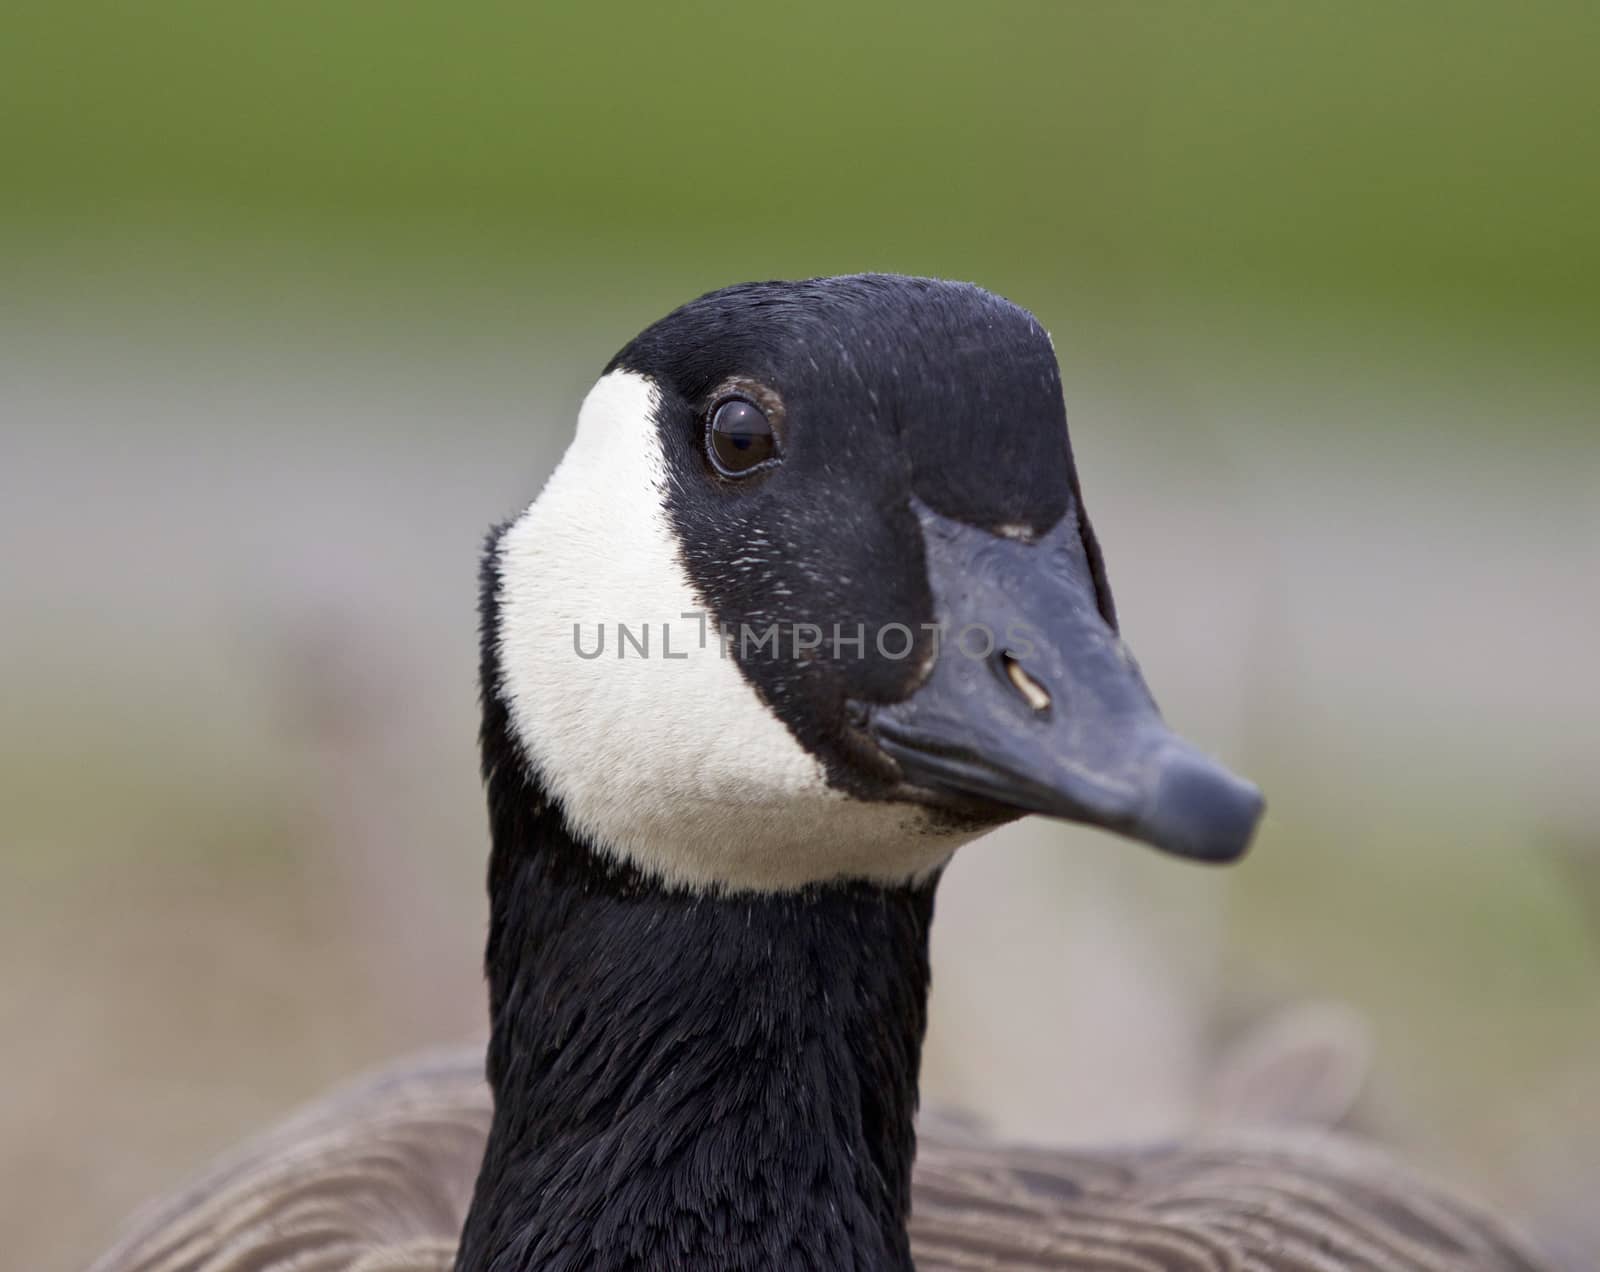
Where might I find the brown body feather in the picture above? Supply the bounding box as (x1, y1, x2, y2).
(90, 1047, 1545, 1272)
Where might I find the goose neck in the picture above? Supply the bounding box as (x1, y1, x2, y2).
(456, 794, 936, 1272)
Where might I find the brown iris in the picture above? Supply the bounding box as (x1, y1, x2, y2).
(707, 397, 778, 476)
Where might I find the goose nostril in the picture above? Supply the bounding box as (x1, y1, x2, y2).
(999, 651, 1052, 713)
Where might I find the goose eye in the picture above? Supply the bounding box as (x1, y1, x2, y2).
(707, 397, 778, 476)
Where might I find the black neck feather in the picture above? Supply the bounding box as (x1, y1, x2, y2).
(459, 551, 936, 1272)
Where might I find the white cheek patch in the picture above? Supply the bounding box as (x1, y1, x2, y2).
(494, 369, 969, 894)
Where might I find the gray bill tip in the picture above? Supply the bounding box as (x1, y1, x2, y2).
(1134, 744, 1265, 863)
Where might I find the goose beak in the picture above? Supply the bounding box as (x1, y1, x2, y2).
(861, 503, 1263, 863)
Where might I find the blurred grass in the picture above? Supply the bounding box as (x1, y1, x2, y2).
(4, 2, 1597, 363)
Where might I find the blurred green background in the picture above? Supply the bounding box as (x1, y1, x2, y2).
(4, 4, 1598, 1269)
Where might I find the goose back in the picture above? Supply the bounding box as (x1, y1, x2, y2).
(89, 1047, 1546, 1272)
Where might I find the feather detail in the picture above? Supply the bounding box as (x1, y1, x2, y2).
(89, 1048, 1546, 1272)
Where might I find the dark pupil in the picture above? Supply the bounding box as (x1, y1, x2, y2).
(709, 398, 775, 472)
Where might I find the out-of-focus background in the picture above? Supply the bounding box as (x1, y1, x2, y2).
(4, 4, 1598, 1268)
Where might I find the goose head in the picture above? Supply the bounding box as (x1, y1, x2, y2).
(483, 274, 1263, 893)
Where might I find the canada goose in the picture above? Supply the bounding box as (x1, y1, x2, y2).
(90, 276, 1545, 1272)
